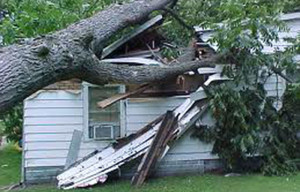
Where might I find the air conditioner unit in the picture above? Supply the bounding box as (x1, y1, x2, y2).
(94, 125, 115, 139)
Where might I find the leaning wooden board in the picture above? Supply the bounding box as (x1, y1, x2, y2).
(131, 111, 178, 186)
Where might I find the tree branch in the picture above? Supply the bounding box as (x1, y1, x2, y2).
(270, 66, 293, 83)
(0, 0, 176, 114)
(82, 56, 217, 85)
(161, 7, 194, 31)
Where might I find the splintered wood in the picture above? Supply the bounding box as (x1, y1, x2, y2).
(57, 72, 229, 190)
(131, 111, 178, 187)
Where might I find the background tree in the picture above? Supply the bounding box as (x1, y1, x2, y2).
(0, 0, 300, 175)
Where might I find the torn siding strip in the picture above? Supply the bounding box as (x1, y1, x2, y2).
(65, 130, 83, 169)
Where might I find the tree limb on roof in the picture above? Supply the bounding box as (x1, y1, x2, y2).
(0, 0, 181, 114)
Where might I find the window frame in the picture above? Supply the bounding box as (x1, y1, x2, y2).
(82, 82, 126, 142)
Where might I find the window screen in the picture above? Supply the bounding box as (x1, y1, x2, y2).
(88, 85, 121, 139)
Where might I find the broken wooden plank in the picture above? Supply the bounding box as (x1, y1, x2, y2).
(97, 84, 151, 109)
(131, 111, 178, 187)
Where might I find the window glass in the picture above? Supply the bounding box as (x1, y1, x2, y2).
(88, 86, 121, 139)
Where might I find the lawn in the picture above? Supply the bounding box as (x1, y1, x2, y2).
(0, 145, 22, 186)
(1, 146, 300, 192)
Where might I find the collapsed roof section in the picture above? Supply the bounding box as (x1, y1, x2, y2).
(101, 15, 164, 59)
(99, 14, 220, 100)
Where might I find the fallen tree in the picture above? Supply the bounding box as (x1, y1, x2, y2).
(0, 0, 217, 114)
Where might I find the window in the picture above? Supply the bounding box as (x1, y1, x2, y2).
(83, 83, 125, 140)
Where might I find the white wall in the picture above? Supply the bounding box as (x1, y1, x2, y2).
(125, 96, 218, 161)
(23, 91, 216, 182)
(23, 90, 112, 170)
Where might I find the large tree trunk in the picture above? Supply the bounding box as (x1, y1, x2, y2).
(0, 0, 215, 114)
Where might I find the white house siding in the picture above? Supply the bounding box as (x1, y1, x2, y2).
(23, 92, 219, 183)
(23, 90, 111, 183)
(261, 17, 300, 109)
(125, 97, 188, 135)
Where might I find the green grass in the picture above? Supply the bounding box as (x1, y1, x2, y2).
(0, 145, 22, 186)
(1, 146, 300, 192)
(20, 174, 300, 192)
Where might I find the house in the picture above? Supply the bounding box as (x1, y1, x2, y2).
(21, 12, 300, 185)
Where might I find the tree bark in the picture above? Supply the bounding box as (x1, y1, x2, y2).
(0, 0, 216, 114)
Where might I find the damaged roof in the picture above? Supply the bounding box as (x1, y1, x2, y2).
(101, 15, 164, 59)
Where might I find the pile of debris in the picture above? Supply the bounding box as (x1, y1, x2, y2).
(57, 15, 229, 190)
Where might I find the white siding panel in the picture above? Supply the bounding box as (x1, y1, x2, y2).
(264, 83, 284, 91)
(277, 31, 299, 39)
(80, 141, 111, 150)
(164, 152, 218, 161)
(264, 73, 286, 98)
(163, 129, 216, 161)
(25, 125, 82, 134)
(24, 100, 82, 109)
(78, 149, 98, 159)
(266, 90, 285, 97)
(24, 117, 83, 126)
(127, 115, 163, 124)
(168, 143, 213, 154)
(24, 108, 83, 117)
(24, 133, 73, 142)
(27, 90, 82, 100)
(25, 141, 110, 151)
(286, 20, 300, 32)
(25, 150, 68, 159)
(126, 97, 186, 133)
(294, 55, 300, 62)
(264, 76, 284, 83)
(169, 130, 213, 152)
(26, 158, 66, 167)
(26, 149, 104, 162)
(23, 90, 114, 171)
(25, 142, 71, 151)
